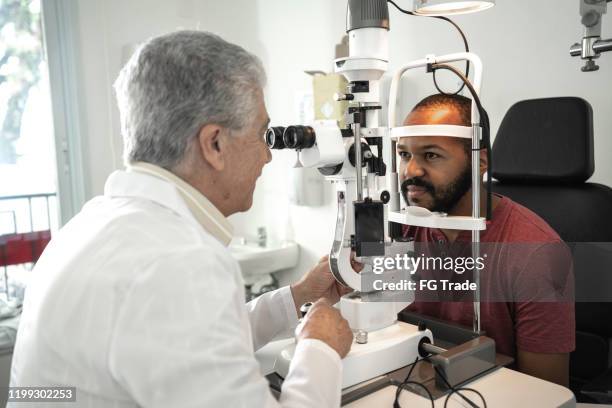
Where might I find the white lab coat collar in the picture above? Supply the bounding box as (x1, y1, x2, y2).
(104, 162, 233, 246)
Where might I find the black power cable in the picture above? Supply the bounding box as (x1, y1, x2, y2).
(428, 359, 487, 408)
(428, 62, 492, 221)
(387, 0, 470, 95)
(394, 356, 488, 408)
(393, 357, 434, 408)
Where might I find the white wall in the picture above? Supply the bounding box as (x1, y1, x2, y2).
(71, 0, 349, 285)
(71, 0, 612, 285)
(74, 0, 266, 197)
(384, 0, 612, 186)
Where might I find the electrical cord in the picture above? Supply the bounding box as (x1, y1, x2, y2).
(393, 356, 487, 408)
(393, 356, 434, 408)
(428, 358, 487, 408)
(427, 62, 492, 221)
(387, 0, 470, 95)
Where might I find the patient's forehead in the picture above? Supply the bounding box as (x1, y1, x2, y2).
(398, 105, 469, 154)
(403, 106, 465, 126)
(397, 135, 464, 153)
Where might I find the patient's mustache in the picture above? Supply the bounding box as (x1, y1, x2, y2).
(401, 178, 435, 195)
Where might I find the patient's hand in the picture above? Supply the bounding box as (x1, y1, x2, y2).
(291, 255, 353, 315)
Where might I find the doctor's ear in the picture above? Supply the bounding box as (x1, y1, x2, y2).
(197, 124, 227, 172)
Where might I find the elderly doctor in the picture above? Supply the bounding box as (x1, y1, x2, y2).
(9, 31, 354, 407)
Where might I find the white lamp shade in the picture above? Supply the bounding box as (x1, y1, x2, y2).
(413, 0, 495, 16)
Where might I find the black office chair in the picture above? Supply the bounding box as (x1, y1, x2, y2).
(490, 97, 612, 403)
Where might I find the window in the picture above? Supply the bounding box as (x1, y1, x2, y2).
(1, 0, 58, 303)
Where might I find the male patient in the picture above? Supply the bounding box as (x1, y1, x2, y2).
(397, 93, 575, 386)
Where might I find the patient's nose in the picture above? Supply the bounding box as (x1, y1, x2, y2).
(404, 157, 425, 179)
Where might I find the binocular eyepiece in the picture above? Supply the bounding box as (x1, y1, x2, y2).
(265, 126, 316, 150)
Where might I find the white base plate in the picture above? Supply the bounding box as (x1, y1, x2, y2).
(274, 322, 432, 389)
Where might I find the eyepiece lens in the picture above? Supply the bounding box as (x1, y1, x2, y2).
(265, 127, 286, 149)
(284, 127, 298, 148)
(283, 126, 316, 150)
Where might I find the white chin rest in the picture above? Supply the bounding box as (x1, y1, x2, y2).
(390, 124, 473, 139)
(405, 206, 434, 217)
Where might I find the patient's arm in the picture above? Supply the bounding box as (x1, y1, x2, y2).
(516, 350, 569, 387)
(513, 244, 574, 388)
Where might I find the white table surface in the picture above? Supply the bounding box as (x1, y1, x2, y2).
(257, 339, 577, 408)
(344, 367, 575, 407)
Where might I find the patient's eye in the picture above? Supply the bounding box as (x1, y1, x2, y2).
(425, 152, 440, 160)
(398, 151, 411, 160)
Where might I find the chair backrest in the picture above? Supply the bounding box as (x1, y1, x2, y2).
(491, 97, 612, 386)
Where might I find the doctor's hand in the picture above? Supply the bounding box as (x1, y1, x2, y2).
(290, 255, 355, 315)
(296, 299, 353, 358)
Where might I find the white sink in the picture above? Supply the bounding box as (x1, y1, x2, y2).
(229, 240, 299, 283)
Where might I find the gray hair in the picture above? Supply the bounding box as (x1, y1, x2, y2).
(114, 30, 266, 168)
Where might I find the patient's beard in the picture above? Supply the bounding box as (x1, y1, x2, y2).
(401, 162, 472, 214)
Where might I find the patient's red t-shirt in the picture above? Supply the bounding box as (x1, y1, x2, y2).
(401, 195, 575, 358)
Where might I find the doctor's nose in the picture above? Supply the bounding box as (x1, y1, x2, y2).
(264, 144, 272, 164)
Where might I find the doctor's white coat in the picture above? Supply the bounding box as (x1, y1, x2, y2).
(9, 167, 342, 407)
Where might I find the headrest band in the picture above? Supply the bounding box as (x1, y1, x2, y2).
(390, 125, 473, 140)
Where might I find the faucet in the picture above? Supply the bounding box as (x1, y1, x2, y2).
(256, 227, 267, 248)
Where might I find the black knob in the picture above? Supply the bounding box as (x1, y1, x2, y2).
(348, 142, 371, 168)
(418, 337, 432, 358)
(418, 321, 427, 331)
(300, 302, 313, 318)
(334, 92, 355, 101)
(380, 190, 390, 204)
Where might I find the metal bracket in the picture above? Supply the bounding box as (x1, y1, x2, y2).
(570, 0, 612, 71)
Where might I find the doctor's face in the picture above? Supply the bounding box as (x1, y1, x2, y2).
(224, 91, 271, 212)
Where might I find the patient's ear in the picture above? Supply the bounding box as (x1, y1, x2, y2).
(197, 124, 226, 172)
(479, 148, 488, 176)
